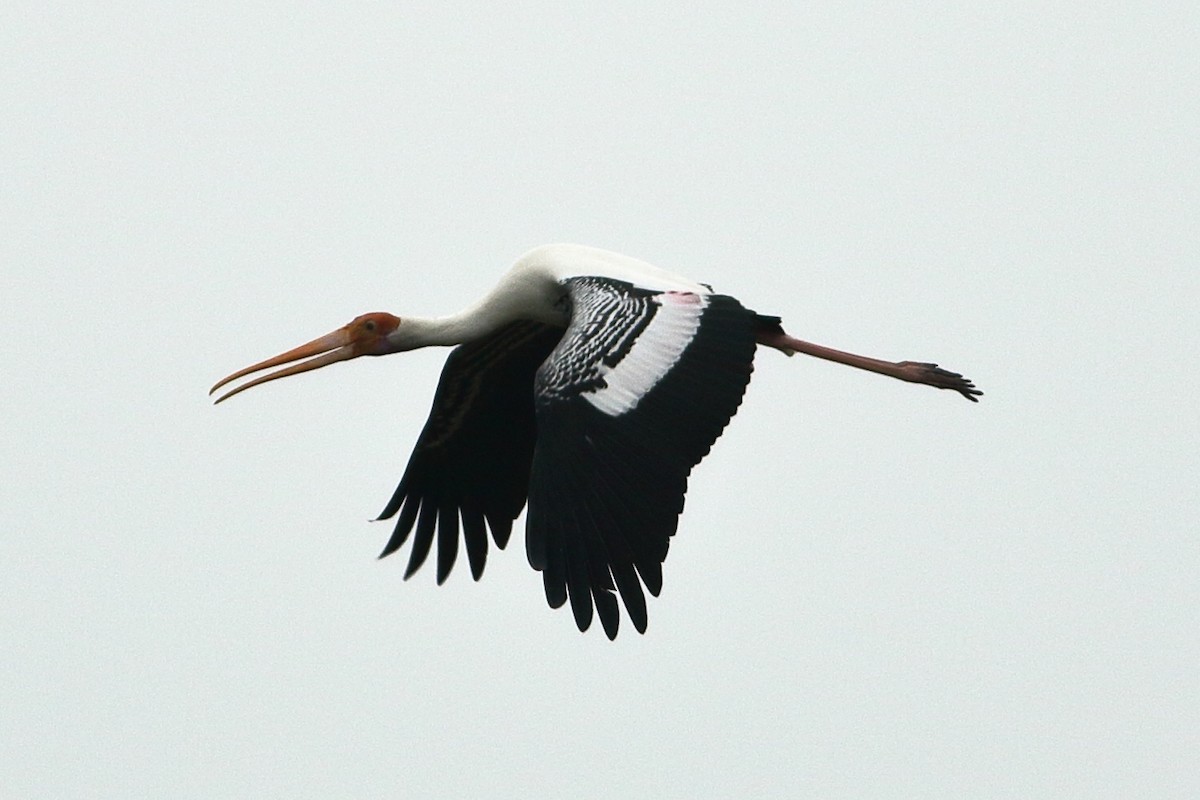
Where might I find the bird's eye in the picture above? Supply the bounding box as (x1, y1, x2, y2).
(364, 320, 376, 332)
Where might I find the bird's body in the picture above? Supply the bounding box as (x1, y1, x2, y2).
(212, 244, 980, 638)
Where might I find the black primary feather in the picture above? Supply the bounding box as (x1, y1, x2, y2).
(376, 321, 563, 582)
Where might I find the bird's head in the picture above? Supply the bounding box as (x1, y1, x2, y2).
(210, 312, 403, 404)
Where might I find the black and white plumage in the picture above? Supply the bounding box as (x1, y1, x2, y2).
(529, 278, 763, 637)
(211, 244, 981, 638)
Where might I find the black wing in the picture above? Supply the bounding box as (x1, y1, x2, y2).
(376, 321, 563, 584)
(527, 277, 759, 639)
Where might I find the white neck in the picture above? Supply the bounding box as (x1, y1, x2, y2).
(389, 312, 498, 349)
(384, 269, 563, 351)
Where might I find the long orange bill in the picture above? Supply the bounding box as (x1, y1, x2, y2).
(210, 328, 355, 404)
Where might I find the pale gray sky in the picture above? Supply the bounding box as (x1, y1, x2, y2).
(3, 3, 1197, 797)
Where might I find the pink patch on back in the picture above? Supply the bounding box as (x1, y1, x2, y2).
(660, 291, 701, 305)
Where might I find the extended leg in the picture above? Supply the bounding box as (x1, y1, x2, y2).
(757, 329, 982, 402)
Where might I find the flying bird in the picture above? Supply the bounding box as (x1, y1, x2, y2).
(211, 244, 981, 638)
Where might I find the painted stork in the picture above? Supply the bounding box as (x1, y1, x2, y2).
(211, 244, 981, 638)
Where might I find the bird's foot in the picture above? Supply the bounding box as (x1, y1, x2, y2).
(896, 361, 983, 402)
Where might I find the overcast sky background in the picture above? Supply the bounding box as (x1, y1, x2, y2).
(3, 3, 1197, 797)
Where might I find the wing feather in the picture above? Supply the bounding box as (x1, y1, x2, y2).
(377, 322, 563, 583)
(404, 500, 437, 580)
(527, 277, 758, 635)
(460, 507, 488, 581)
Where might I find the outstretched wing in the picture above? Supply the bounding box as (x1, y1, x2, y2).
(527, 277, 759, 639)
(376, 321, 563, 583)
